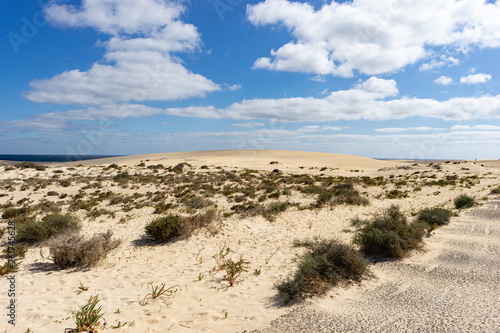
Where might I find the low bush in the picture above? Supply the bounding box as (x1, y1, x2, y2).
(275, 239, 369, 305)
(489, 186, 500, 195)
(179, 208, 217, 237)
(454, 194, 475, 209)
(145, 215, 181, 241)
(353, 205, 426, 259)
(47, 230, 121, 268)
(2, 244, 28, 258)
(2, 207, 31, 219)
(416, 207, 452, 227)
(263, 201, 289, 221)
(16, 214, 79, 244)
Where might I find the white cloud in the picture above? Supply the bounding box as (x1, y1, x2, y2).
(7, 77, 500, 132)
(451, 124, 500, 131)
(225, 84, 242, 91)
(231, 122, 265, 128)
(311, 75, 326, 82)
(450, 125, 471, 131)
(247, 0, 500, 77)
(419, 55, 459, 72)
(375, 127, 445, 133)
(459, 73, 492, 85)
(25, 0, 219, 105)
(433, 76, 454, 86)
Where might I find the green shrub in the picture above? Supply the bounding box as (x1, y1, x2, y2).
(48, 230, 121, 268)
(2, 207, 31, 219)
(454, 194, 475, 209)
(145, 215, 181, 241)
(16, 214, 79, 244)
(353, 205, 426, 259)
(263, 201, 289, 221)
(2, 244, 28, 258)
(275, 239, 369, 304)
(416, 208, 452, 227)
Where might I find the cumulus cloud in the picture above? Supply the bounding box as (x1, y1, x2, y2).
(25, 0, 219, 105)
(451, 124, 500, 131)
(375, 127, 446, 133)
(419, 55, 459, 72)
(459, 73, 493, 85)
(434, 76, 454, 86)
(231, 122, 265, 128)
(247, 0, 500, 77)
(6, 77, 500, 132)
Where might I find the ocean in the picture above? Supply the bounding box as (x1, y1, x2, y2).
(0, 154, 124, 163)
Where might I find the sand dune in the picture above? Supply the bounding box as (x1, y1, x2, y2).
(60, 150, 401, 174)
(0, 150, 499, 332)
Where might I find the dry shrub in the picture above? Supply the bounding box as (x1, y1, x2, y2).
(47, 230, 121, 268)
(179, 208, 217, 237)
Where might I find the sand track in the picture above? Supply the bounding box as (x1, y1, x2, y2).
(250, 201, 500, 333)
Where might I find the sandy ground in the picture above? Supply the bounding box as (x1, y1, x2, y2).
(250, 199, 500, 333)
(0, 150, 499, 333)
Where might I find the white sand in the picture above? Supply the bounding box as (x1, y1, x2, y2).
(0, 150, 499, 332)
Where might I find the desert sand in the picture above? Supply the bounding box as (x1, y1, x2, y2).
(0, 150, 499, 332)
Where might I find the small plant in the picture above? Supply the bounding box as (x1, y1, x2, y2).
(198, 273, 205, 281)
(0, 261, 21, 276)
(213, 242, 231, 271)
(140, 283, 181, 306)
(490, 186, 500, 194)
(111, 321, 127, 329)
(2, 244, 28, 258)
(221, 255, 250, 286)
(196, 252, 203, 263)
(254, 268, 261, 276)
(74, 294, 104, 333)
(144, 215, 180, 241)
(454, 194, 475, 209)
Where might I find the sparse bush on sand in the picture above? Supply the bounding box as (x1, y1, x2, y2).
(490, 186, 500, 195)
(353, 205, 426, 259)
(47, 230, 121, 268)
(145, 214, 181, 241)
(416, 207, 452, 227)
(454, 194, 475, 209)
(16, 214, 79, 244)
(263, 201, 289, 221)
(275, 239, 369, 305)
(179, 208, 217, 237)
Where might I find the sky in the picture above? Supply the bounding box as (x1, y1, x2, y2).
(1, 0, 500, 160)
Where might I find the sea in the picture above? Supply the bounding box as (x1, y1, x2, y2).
(0, 155, 124, 163)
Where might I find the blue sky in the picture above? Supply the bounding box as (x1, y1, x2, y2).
(1, 0, 500, 159)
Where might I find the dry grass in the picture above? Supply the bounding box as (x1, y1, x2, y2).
(47, 230, 121, 268)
